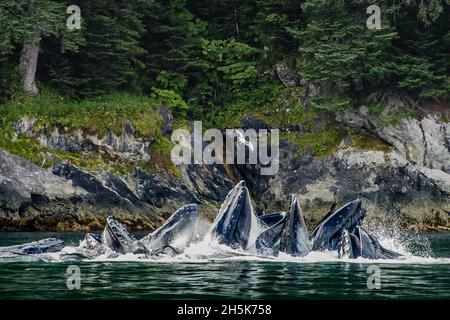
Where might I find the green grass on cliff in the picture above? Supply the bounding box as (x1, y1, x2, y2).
(0, 89, 178, 176)
(0, 88, 163, 137)
(0, 83, 397, 174)
(205, 81, 392, 158)
(283, 125, 347, 157)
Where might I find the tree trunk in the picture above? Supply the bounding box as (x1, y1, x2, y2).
(19, 0, 41, 96)
(19, 26, 42, 96)
(233, 6, 240, 39)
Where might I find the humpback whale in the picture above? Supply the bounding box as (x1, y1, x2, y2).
(311, 199, 366, 251)
(0, 238, 65, 255)
(279, 195, 311, 256)
(211, 180, 259, 250)
(102, 216, 149, 255)
(0, 182, 404, 261)
(338, 226, 402, 259)
(256, 212, 286, 256)
(142, 204, 199, 253)
(258, 212, 286, 228)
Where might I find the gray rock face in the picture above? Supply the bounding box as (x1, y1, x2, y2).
(380, 116, 450, 173)
(0, 149, 233, 231)
(236, 114, 450, 231)
(13, 117, 154, 162)
(275, 62, 300, 88)
(157, 106, 173, 135)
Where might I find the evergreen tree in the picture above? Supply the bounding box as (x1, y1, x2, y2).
(297, 0, 396, 108)
(141, 0, 206, 95)
(0, 0, 82, 96)
(73, 0, 146, 97)
(251, 0, 303, 63)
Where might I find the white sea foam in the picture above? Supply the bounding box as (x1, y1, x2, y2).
(2, 221, 448, 265)
(44, 227, 450, 265)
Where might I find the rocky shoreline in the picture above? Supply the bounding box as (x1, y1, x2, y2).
(0, 105, 449, 232)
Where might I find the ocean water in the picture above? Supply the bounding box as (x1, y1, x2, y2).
(0, 232, 450, 299)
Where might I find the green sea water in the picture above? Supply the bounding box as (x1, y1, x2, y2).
(0, 232, 449, 299)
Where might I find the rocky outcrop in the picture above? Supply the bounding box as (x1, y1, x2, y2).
(13, 117, 154, 162)
(0, 149, 233, 231)
(2, 105, 449, 232)
(335, 106, 450, 205)
(236, 112, 450, 231)
(275, 62, 301, 88)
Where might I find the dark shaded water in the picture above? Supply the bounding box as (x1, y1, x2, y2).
(0, 232, 450, 299)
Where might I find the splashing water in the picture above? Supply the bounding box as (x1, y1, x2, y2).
(84, 224, 450, 264)
(0, 223, 448, 265)
(366, 220, 433, 258)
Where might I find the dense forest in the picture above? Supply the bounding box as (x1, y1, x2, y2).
(0, 0, 449, 126)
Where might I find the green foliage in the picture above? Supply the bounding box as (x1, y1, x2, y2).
(206, 78, 287, 129)
(252, 0, 303, 62)
(150, 136, 174, 157)
(349, 131, 391, 152)
(0, 0, 68, 45)
(147, 136, 180, 177)
(0, 89, 163, 137)
(309, 95, 353, 112)
(156, 71, 188, 92)
(194, 38, 259, 102)
(283, 125, 347, 157)
(381, 107, 419, 126)
(0, 0, 448, 105)
(0, 0, 84, 98)
(151, 88, 189, 117)
(0, 90, 178, 175)
(297, 0, 450, 105)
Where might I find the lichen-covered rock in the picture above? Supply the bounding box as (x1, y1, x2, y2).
(157, 106, 173, 135)
(336, 110, 450, 173)
(3, 108, 449, 232)
(13, 117, 154, 162)
(275, 62, 300, 88)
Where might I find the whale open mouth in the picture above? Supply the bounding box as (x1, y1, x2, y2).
(311, 199, 367, 251)
(211, 180, 258, 250)
(102, 216, 148, 255)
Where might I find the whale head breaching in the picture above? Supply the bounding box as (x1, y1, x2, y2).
(256, 211, 286, 256)
(142, 203, 199, 252)
(279, 195, 311, 256)
(311, 199, 366, 251)
(211, 180, 258, 250)
(102, 216, 149, 255)
(338, 226, 402, 259)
